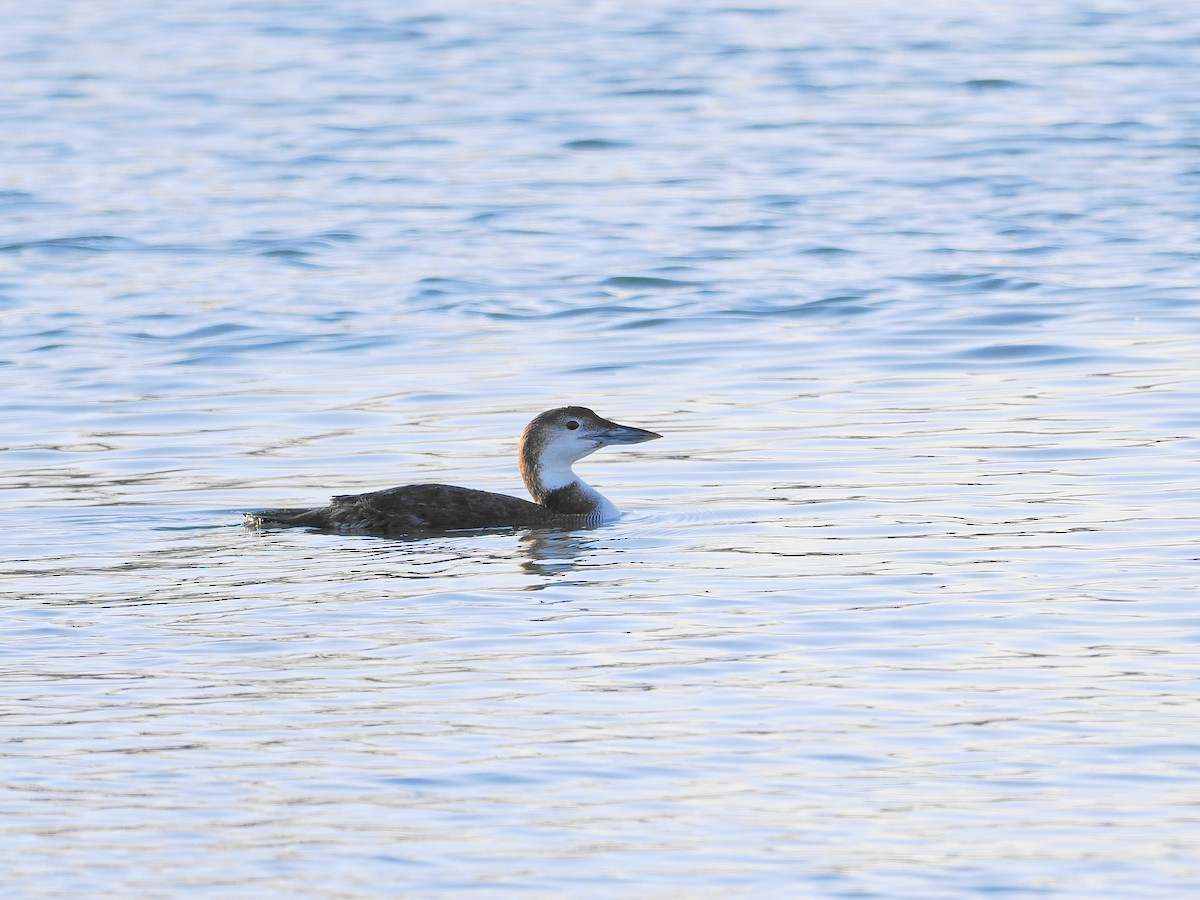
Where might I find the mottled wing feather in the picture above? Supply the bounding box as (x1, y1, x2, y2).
(326, 483, 570, 534)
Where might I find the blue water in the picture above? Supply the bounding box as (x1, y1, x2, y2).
(3, 1, 1200, 895)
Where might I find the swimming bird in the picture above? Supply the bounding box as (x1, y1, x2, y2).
(244, 406, 661, 536)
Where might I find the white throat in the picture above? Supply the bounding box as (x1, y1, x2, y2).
(529, 461, 621, 523)
(536, 457, 582, 493)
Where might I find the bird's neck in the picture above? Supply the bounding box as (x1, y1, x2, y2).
(521, 456, 619, 522)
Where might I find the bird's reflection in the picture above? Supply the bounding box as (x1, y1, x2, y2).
(518, 528, 596, 581)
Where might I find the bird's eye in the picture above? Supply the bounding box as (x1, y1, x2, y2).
(566, 420, 579, 430)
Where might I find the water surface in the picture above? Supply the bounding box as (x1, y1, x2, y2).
(3, 0, 1200, 895)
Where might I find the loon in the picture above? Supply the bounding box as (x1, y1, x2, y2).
(244, 406, 661, 536)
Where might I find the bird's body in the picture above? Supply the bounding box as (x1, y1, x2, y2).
(244, 407, 661, 537)
(249, 483, 578, 534)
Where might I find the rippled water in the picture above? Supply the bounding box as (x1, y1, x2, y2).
(3, 0, 1200, 895)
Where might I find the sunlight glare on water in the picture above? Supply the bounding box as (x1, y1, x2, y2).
(2, 0, 1200, 895)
